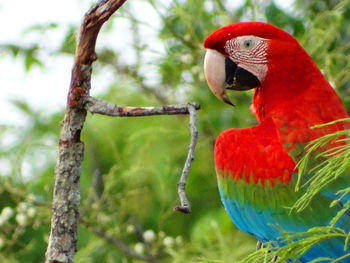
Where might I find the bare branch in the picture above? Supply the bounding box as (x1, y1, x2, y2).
(47, 0, 201, 262)
(174, 103, 198, 213)
(84, 96, 200, 213)
(45, 1, 127, 263)
(84, 96, 200, 117)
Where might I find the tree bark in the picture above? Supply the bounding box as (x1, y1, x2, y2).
(45, 1, 127, 262)
(45, 1, 200, 262)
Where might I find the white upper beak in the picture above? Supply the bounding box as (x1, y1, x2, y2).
(204, 49, 233, 105)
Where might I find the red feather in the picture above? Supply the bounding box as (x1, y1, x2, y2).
(211, 22, 349, 187)
(215, 117, 296, 186)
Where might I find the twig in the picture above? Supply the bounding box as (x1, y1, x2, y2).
(82, 220, 159, 263)
(256, 240, 262, 251)
(256, 240, 278, 262)
(84, 96, 200, 213)
(174, 103, 198, 214)
(84, 96, 200, 117)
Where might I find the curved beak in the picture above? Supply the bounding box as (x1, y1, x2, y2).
(204, 49, 234, 106)
(204, 49, 261, 106)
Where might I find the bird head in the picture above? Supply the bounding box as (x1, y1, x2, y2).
(203, 22, 299, 105)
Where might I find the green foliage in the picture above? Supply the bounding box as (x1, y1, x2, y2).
(265, 2, 305, 37)
(59, 25, 78, 54)
(0, 0, 349, 262)
(241, 226, 350, 263)
(295, 118, 350, 212)
(296, 0, 350, 108)
(0, 43, 43, 71)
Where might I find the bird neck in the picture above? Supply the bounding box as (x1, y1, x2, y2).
(252, 64, 349, 162)
(252, 41, 323, 121)
(253, 57, 331, 123)
(253, 71, 348, 124)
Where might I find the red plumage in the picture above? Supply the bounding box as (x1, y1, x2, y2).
(205, 22, 349, 186)
(204, 22, 350, 261)
(215, 117, 296, 186)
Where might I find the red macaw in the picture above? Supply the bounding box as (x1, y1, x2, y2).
(203, 22, 350, 262)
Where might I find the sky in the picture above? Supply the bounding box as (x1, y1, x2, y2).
(0, 0, 293, 126)
(0, 0, 89, 125)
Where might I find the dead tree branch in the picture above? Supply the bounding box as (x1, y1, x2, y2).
(84, 96, 199, 213)
(84, 96, 200, 117)
(46, 0, 200, 262)
(174, 103, 198, 213)
(45, 1, 127, 262)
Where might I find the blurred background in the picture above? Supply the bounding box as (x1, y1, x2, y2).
(0, 0, 349, 262)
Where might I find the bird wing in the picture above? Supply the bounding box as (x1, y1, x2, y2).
(215, 117, 350, 260)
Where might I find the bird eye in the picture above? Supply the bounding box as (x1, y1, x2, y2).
(243, 39, 253, 48)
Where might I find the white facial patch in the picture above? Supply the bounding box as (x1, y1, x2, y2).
(224, 35, 269, 83)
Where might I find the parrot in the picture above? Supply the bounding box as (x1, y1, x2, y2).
(203, 22, 350, 262)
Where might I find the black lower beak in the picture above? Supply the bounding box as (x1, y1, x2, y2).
(225, 57, 260, 91)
